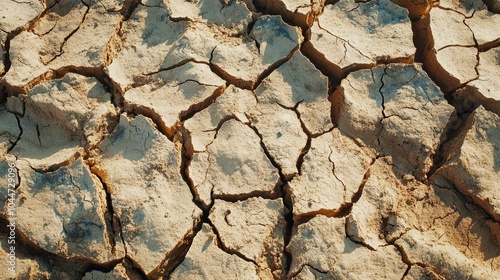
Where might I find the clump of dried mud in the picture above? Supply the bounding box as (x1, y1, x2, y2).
(0, 0, 499, 279)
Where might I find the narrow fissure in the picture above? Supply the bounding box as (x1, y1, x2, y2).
(123, 104, 174, 141)
(252, 46, 300, 90)
(206, 220, 259, 265)
(1, 0, 55, 76)
(45, 1, 92, 65)
(426, 106, 474, 180)
(179, 83, 227, 122)
(242, 122, 294, 278)
(150, 217, 204, 279)
(89, 167, 126, 257)
(121, 0, 141, 21)
(6, 113, 23, 153)
(275, 101, 312, 176)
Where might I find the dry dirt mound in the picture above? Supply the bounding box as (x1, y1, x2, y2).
(0, 0, 499, 279)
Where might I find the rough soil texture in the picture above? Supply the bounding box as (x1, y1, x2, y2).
(0, 0, 499, 279)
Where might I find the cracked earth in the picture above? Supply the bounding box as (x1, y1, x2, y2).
(0, 0, 499, 279)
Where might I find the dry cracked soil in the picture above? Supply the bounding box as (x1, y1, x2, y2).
(0, 0, 499, 279)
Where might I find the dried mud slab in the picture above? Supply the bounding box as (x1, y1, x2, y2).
(170, 224, 260, 279)
(2, 0, 123, 94)
(291, 155, 500, 279)
(287, 215, 407, 279)
(304, 0, 415, 80)
(0, 104, 20, 157)
(247, 51, 332, 176)
(333, 63, 455, 180)
(345, 156, 500, 279)
(124, 62, 226, 137)
(289, 128, 373, 218)
(83, 263, 129, 280)
(6, 73, 116, 171)
(247, 104, 306, 177)
(469, 46, 500, 112)
(394, 174, 500, 279)
(0, 0, 44, 75)
(0, 155, 17, 209)
(93, 114, 203, 275)
(211, 15, 302, 88)
(209, 198, 286, 278)
(437, 106, 500, 221)
(253, 51, 332, 136)
(189, 119, 280, 206)
(184, 85, 257, 152)
(423, 0, 500, 93)
(0, 241, 54, 279)
(108, 0, 302, 91)
(13, 159, 124, 262)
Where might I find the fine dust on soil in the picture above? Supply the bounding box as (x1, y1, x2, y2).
(0, 0, 499, 279)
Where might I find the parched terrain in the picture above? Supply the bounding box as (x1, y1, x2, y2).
(0, 0, 499, 279)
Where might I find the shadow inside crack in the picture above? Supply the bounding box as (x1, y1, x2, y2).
(432, 177, 500, 261)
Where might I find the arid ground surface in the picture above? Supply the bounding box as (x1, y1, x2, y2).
(0, 0, 500, 279)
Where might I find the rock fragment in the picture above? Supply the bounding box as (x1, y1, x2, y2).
(437, 106, 500, 221)
(94, 114, 202, 275)
(170, 224, 260, 279)
(333, 63, 455, 180)
(209, 198, 285, 278)
(304, 0, 414, 80)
